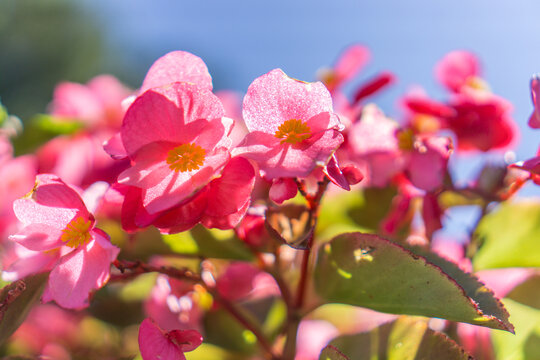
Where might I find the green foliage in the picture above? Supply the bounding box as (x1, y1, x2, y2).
(491, 299, 540, 360)
(474, 201, 540, 270)
(321, 317, 472, 360)
(163, 225, 254, 261)
(314, 232, 513, 332)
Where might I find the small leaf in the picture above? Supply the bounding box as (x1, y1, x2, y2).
(314, 232, 513, 332)
(32, 114, 84, 135)
(320, 344, 350, 360)
(474, 201, 540, 269)
(0, 272, 48, 345)
(347, 187, 398, 231)
(265, 204, 313, 249)
(163, 225, 254, 260)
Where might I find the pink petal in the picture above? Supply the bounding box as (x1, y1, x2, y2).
(50, 82, 103, 125)
(103, 132, 128, 160)
(269, 178, 298, 204)
(121, 186, 159, 232)
(201, 200, 250, 230)
(138, 318, 202, 360)
(10, 223, 64, 251)
(153, 189, 208, 234)
(13, 174, 90, 228)
(435, 50, 480, 93)
(142, 150, 230, 214)
(353, 71, 395, 104)
(323, 155, 351, 190)
(511, 156, 540, 176)
(333, 44, 370, 85)
(203, 156, 255, 217)
(122, 83, 224, 157)
(528, 74, 540, 129)
(242, 69, 333, 134)
(46, 237, 119, 309)
(140, 51, 213, 93)
(216, 262, 261, 301)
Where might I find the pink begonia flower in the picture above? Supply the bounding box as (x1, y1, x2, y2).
(235, 69, 344, 179)
(118, 83, 231, 214)
(50, 75, 132, 129)
(435, 50, 481, 93)
(103, 50, 215, 161)
(117, 82, 255, 232)
(145, 275, 204, 332)
(528, 74, 540, 129)
(38, 131, 128, 188)
(8, 174, 119, 309)
(138, 318, 202, 360)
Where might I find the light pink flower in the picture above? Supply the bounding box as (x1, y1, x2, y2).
(435, 50, 481, 93)
(8, 174, 119, 309)
(347, 105, 404, 187)
(138, 318, 202, 360)
(145, 275, 203, 332)
(236, 69, 344, 179)
(50, 75, 132, 129)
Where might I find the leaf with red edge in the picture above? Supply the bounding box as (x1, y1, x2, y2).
(0, 273, 48, 346)
(314, 232, 513, 332)
(320, 317, 472, 360)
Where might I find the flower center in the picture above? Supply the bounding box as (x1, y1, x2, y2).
(274, 119, 311, 145)
(61, 217, 92, 248)
(166, 143, 206, 173)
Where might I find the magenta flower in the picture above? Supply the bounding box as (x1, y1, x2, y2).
(8, 174, 119, 309)
(236, 69, 344, 179)
(138, 318, 202, 360)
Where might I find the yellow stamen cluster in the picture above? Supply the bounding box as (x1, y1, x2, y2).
(274, 119, 311, 145)
(166, 143, 206, 172)
(61, 217, 92, 248)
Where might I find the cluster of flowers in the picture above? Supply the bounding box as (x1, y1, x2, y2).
(0, 45, 530, 359)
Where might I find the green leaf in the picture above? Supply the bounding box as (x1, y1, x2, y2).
(321, 317, 471, 360)
(320, 344, 350, 360)
(314, 232, 513, 332)
(188, 343, 253, 360)
(163, 225, 254, 261)
(32, 114, 84, 135)
(474, 201, 540, 270)
(507, 274, 540, 310)
(0, 273, 48, 345)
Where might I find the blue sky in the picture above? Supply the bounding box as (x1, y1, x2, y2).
(82, 0, 540, 162)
